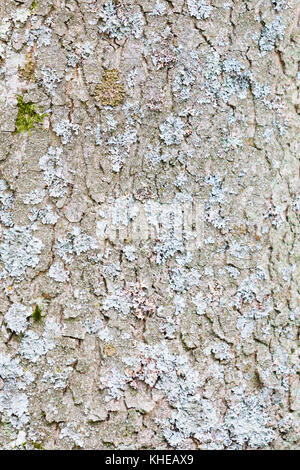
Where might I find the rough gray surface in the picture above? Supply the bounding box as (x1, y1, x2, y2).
(0, 0, 299, 450)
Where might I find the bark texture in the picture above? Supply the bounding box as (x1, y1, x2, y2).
(0, 0, 299, 450)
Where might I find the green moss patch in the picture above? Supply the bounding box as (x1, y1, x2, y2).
(32, 305, 42, 321)
(15, 95, 47, 134)
(30, 0, 40, 13)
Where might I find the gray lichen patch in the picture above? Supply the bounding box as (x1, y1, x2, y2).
(4, 303, 31, 335)
(0, 226, 44, 280)
(186, 0, 213, 20)
(98, 1, 145, 40)
(159, 115, 186, 145)
(258, 17, 286, 52)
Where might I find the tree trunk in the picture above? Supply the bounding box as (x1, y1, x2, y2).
(0, 0, 299, 450)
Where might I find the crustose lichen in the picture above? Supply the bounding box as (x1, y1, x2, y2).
(94, 70, 125, 107)
(15, 95, 47, 134)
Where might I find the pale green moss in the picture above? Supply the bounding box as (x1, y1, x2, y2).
(30, 0, 40, 13)
(15, 96, 47, 134)
(94, 70, 125, 107)
(32, 305, 42, 322)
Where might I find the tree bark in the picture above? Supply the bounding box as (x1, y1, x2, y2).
(0, 0, 299, 450)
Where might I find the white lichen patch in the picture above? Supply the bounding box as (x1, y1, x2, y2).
(0, 226, 44, 279)
(20, 318, 61, 363)
(53, 120, 79, 145)
(259, 17, 286, 52)
(0, 353, 29, 429)
(42, 367, 73, 390)
(25, 19, 52, 48)
(224, 389, 276, 448)
(5, 303, 31, 335)
(105, 127, 137, 172)
(271, 0, 289, 11)
(41, 66, 61, 96)
(192, 291, 207, 315)
(187, 0, 213, 20)
(0, 18, 11, 41)
(168, 266, 201, 292)
(11, 8, 31, 25)
(154, 236, 184, 264)
(123, 245, 136, 262)
(172, 51, 199, 102)
(102, 288, 132, 316)
(23, 189, 46, 206)
(98, 1, 145, 40)
(20, 331, 47, 363)
(59, 423, 88, 448)
(48, 261, 70, 283)
(100, 367, 128, 401)
(39, 147, 68, 198)
(29, 205, 59, 225)
(0, 353, 23, 381)
(0, 392, 29, 429)
(159, 115, 186, 146)
(55, 227, 98, 264)
(84, 318, 113, 342)
(150, 1, 168, 16)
